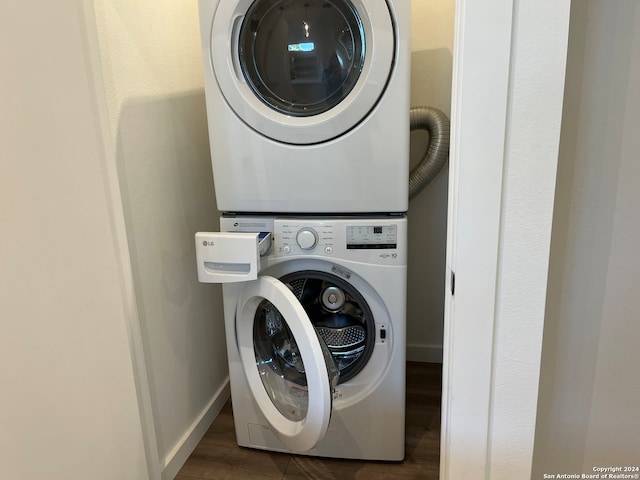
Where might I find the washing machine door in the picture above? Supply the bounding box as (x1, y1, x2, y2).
(210, 0, 395, 145)
(235, 275, 339, 452)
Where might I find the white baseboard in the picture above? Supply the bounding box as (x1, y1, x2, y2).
(160, 377, 231, 480)
(407, 343, 443, 363)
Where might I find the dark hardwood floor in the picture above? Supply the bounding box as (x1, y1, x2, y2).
(175, 362, 441, 480)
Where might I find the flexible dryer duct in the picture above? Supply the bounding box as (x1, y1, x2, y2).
(408, 106, 450, 201)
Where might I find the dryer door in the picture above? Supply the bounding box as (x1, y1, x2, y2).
(235, 275, 339, 452)
(210, 0, 395, 144)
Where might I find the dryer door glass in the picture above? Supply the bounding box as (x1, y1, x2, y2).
(235, 276, 338, 452)
(239, 0, 365, 117)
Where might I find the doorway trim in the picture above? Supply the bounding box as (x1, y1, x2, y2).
(440, 1, 514, 477)
(441, 0, 572, 478)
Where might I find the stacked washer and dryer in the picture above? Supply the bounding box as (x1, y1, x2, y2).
(196, 0, 411, 461)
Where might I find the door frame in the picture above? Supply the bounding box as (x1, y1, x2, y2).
(441, 0, 571, 478)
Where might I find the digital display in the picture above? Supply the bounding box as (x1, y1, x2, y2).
(288, 42, 315, 52)
(346, 225, 397, 249)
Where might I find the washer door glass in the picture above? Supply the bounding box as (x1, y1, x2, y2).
(239, 0, 365, 116)
(236, 276, 339, 452)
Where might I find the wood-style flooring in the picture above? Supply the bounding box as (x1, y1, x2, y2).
(175, 362, 441, 480)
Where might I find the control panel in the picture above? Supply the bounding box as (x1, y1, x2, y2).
(276, 220, 335, 256)
(271, 218, 406, 265)
(219, 216, 407, 265)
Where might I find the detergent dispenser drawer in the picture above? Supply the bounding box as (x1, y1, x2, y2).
(195, 232, 271, 283)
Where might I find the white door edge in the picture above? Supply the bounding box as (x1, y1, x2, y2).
(236, 276, 333, 452)
(441, 2, 514, 477)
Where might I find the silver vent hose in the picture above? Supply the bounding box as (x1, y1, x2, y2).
(409, 106, 450, 201)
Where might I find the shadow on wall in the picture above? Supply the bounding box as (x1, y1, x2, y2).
(114, 90, 228, 460)
(407, 47, 453, 362)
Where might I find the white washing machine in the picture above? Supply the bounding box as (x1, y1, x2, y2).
(196, 215, 407, 460)
(197, 0, 410, 214)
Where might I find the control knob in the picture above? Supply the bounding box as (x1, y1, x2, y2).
(296, 227, 318, 250)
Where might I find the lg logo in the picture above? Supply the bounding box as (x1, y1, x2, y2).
(202, 241, 214, 247)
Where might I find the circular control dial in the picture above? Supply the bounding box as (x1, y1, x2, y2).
(296, 228, 319, 250)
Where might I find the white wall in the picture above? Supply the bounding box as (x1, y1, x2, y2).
(92, 2, 229, 478)
(0, 1, 148, 479)
(407, 0, 455, 363)
(533, 1, 640, 475)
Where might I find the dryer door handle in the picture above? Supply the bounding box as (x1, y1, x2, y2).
(230, 14, 246, 82)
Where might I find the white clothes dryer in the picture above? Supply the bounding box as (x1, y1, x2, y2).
(198, 0, 410, 214)
(196, 215, 407, 460)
